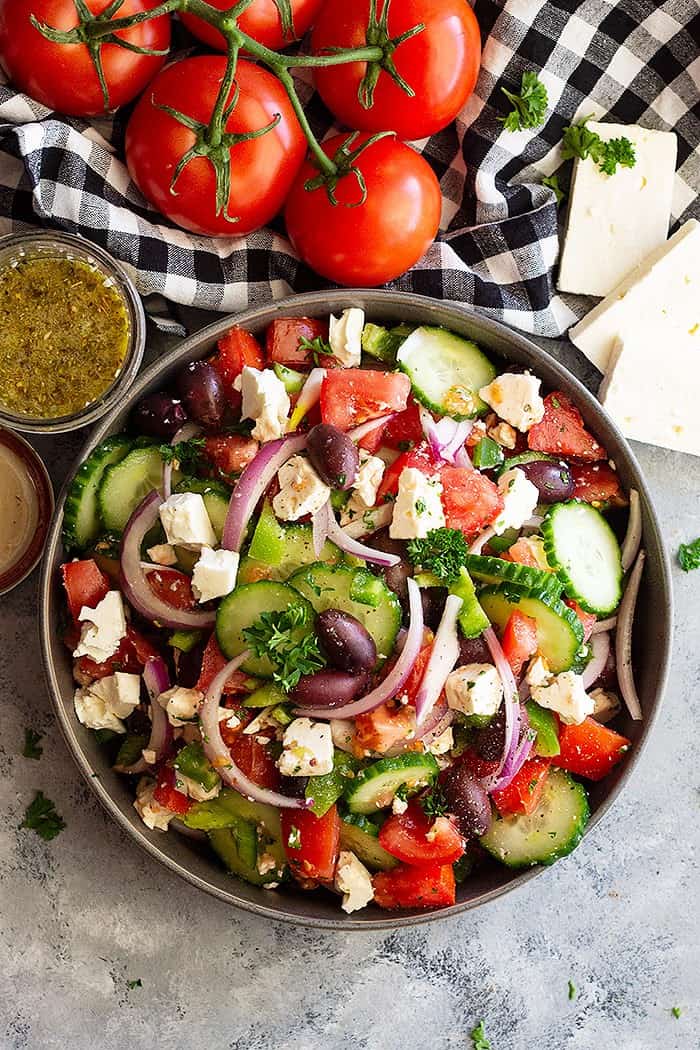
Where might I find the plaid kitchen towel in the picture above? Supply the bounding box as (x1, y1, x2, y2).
(0, 0, 697, 338)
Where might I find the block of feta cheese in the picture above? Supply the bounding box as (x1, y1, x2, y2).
(479, 373, 544, 431)
(445, 663, 503, 717)
(237, 366, 290, 442)
(273, 455, 331, 521)
(277, 718, 334, 777)
(157, 686, 204, 726)
(335, 851, 374, 914)
(531, 671, 594, 725)
(74, 672, 141, 733)
(134, 777, 174, 831)
(492, 468, 539, 536)
(569, 217, 699, 372)
(558, 123, 677, 297)
(191, 546, 239, 603)
(159, 492, 217, 549)
(74, 590, 127, 662)
(329, 308, 365, 367)
(389, 467, 445, 540)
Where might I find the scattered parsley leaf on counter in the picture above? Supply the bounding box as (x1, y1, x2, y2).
(127, 979, 142, 990)
(568, 979, 577, 1000)
(500, 71, 548, 131)
(671, 1006, 681, 1019)
(561, 117, 636, 175)
(542, 174, 565, 204)
(243, 603, 326, 692)
(678, 538, 700, 572)
(20, 791, 65, 841)
(22, 728, 43, 760)
(470, 1020, 492, 1050)
(158, 437, 205, 473)
(406, 527, 469, 582)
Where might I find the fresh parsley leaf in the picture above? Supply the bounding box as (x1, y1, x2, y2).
(568, 979, 577, 1000)
(287, 826, 302, 850)
(22, 728, 43, 760)
(598, 135, 636, 175)
(243, 604, 326, 693)
(671, 1006, 681, 1019)
(470, 1020, 492, 1050)
(157, 437, 206, 473)
(127, 979, 142, 990)
(678, 537, 700, 572)
(299, 334, 333, 367)
(406, 527, 469, 583)
(500, 71, 548, 131)
(20, 791, 65, 841)
(561, 118, 636, 175)
(420, 784, 449, 820)
(542, 173, 565, 204)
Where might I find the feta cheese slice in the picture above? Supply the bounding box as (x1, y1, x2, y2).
(389, 468, 445, 540)
(277, 717, 333, 777)
(134, 777, 174, 831)
(479, 373, 544, 431)
(492, 468, 539, 536)
(159, 492, 217, 549)
(272, 455, 331, 521)
(569, 218, 699, 372)
(157, 686, 204, 726)
(74, 591, 127, 663)
(191, 546, 239, 603)
(342, 450, 386, 523)
(558, 123, 677, 297)
(329, 308, 365, 367)
(238, 365, 291, 442)
(173, 772, 221, 803)
(531, 671, 594, 725)
(335, 850, 374, 914)
(445, 663, 503, 717)
(73, 672, 141, 733)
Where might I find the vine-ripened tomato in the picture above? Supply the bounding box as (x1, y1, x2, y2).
(125, 56, 306, 237)
(0, 0, 170, 117)
(311, 0, 481, 141)
(284, 132, 441, 286)
(181, 0, 325, 52)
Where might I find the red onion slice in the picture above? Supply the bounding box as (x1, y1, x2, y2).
(469, 526, 495, 554)
(420, 408, 473, 464)
(454, 445, 474, 470)
(582, 630, 610, 690)
(347, 414, 396, 443)
(312, 500, 332, 557)
(621, 489, 641, 572)
(324, 501, 400, 568)
(120, 491, 216, 630)
(492, 729, 534, 792)
(114, 656, 173, 774)
(342, 504, 393, 539)
(483, 626, 521, 788)
(288, 367, 326, 432)
(592, 616, 617, 634)
(162, 422, 202, 500)
(200, 651, 311, 809)
(221, 432, 307, 552)
(295, 577, 424, 720)
(414, 594, 462, 725)
(615, 549, 645, 721)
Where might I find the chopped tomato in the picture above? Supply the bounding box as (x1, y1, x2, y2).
(153, 765, 192, 815)
(440, 466, 504, 538)
(565, 599, 597, 642)
(373, 862, 456, 910)
(570, 462, 625, 506)
(320, 369, 411, 430)
(61, 559, 110, 621)
(378, 801, 465, 865)
(212, 326, 265, 406)
(146, 568, 197, 611)
(376, 442, 437, 502)
(204, 435, 259, 478)
(398, 644, 433, 705)
(503, 537, 547, 570)
(528, 392, 606, 462)
(281, 805, 340, 883)
(381, 399, 424, 451)
(554, 718, 630, 781)
(266, 316, 328, 370)
(229, 733, 280, 790)
(492, 757, 551, 816)
(501, 610, 538, 678)
(353, 702, 417, 757)
(74, 626, 160, 682)
(195, 634, 253, 695)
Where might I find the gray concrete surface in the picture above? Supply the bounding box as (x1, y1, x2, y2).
(1, 319, 697, 1050)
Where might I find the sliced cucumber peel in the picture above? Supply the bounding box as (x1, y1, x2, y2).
(542, 501, 623, 616)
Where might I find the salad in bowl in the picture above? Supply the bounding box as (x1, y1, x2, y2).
(57, 308, 646, 916)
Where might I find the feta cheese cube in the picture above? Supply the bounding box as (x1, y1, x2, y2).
(445, 663, 503, 717)
(173, 772, 221, 803)
(146, 543, 178, 567)
(191, 546, 239, 603)
(142, 748, 157, 766)
(159, 492, 217, 549)
(134, 777, 174, 831)
(257, 852, 278, 877)
(492, 468, 539, 536)
(531, 671, 594, 725)
(427, 726, 454, 756)
(590, 687, 621, 724)
(479, 373, 545, 431)
(526, 655, 551, 691)
(277, 717, 333, 777)
(558, 123, 677, 297)
(389, 468, 445, 540)
(329, 308, 365, 367)
(342, 450, 386, 523)
(392, 795, 409, 815)
(157, 686, 204, 727)
(334, 850, 374, 914)
(74, 591, 127, 663)
(74, 671, 142, 734)
(272, 455, 331, 522)
(487, 421, 517, 449)
(238, 366, 290, 442)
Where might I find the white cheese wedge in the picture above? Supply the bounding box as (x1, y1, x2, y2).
(558, 123, 677, 297)
(568, 218, 699, 372)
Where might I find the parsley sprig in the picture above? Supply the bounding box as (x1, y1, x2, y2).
(678, 537, 700, 572)
(20, 791, 65, 841)
(419, 783, 449, 820)
(22, 728, 43, 760)
(157, 437, 206, 473)
(542, 173, 565, 204)
(470, 1020, 492, 1050)
(406, 527, 469, 583)
(243, 604, 326, 693)
(500, 71, 548, 131)
(562, 117, 636, 175)
(299, 334, 334, 367)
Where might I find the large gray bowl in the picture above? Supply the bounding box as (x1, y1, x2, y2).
(39, 291, 672, 929)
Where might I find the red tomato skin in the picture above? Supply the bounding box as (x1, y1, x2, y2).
(229, 734, 280, 790)
(553, 718, 630, 781)
(381, 400, 425, 451)
(373, 862, 456, 910)
(181, 0, 325, 51)
(195, 634, 253, 695)
(212, 326, 265, 408)
(492, 757, 551, 816)
(528, 392, 607, 462)
(266, 317, 328, 371)
(379, 802, 465, 865)
(146, 568, 197, 611)
(74, 626, 160, 681)
(61, 559, 110, 621)
(153, 766, 192, 815)
(285, 132, 441, 287)
(320, 369, 411, 429)
(376, 442, 438, 501)
(501, 610, 538, 678)
(281, 806, 341, 883)
(570, 462, 625, 506)
(126, 57, 305, 237)
(312, 0, 481, 140)
(564, 600, 597, 642)
(0, 0, 170, 116)
(439, 466, 504, 538)
(204, 435, 259, 478)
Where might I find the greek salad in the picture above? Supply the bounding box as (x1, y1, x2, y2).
(59, 311, 645, 914)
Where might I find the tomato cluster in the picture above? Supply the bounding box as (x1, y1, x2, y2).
(0, 0, 482, 286)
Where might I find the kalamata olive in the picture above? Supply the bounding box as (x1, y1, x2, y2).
(474, 703, 529, 761)
(420, 587, 448, 632)
(306, 424, 359, 489)
(279, 774, 308, 799)
(131, 392, 187, 439)
(291, 669, 370, 708)
(176, 360, 225, 428)
(176, 640, 206, 689)
(457, 635, 491, 665)
(517, 458, 574, 504)
(383, 559, 412, 606)
(441, 763, 492, 837)
(316, 609, 377, 671)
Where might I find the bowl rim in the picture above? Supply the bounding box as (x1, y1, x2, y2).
(39, 290, 673, 930)
(0, 425, 55, 595)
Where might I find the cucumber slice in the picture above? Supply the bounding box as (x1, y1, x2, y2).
(208, 821, 284, 887)
(62, 435, 133, 550)
(480, 768, 589, 867)
(174, 477, 231, 542)
(396, 326, 496, 420)
(478, 584, 584, 673)
(542, 501, 623, 616)
(239, 501, 341, 584)
(288, 562, 401, 666)
(184, 788, 282, 836)
(339, 819, 399, 871)
(216, 581, 314, 678)
(344, 753, 439, 815)
(464, 553, 563, 598)
(98, 446, 178, 533)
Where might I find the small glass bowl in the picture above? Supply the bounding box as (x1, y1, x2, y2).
(0, 426, 54, 595)
(0, 230, 146, 434)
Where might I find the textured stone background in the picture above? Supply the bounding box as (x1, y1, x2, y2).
(1, 321, 697, 1050)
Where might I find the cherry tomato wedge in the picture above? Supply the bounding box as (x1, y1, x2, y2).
(74, 626, 161, 681)
(61, 558, 110, 621)
(373, 862, 456, 910)
(553, 718, 630, 781)
(440, 466, 504, 539)
(381, 400, 424, 451)
(229, 733, 280, 790)
(153, 765, 192, 815)
(378, 801, 465, 865)
(204, 435, 259, 479)
(492, 757, 551, 816)
(265, 317, 328, 371)
(195, 634, 255, 695)
(528, 392, 607, 462)
(376, 442, 437, 502)
(146, 568, 197, 611)
(281, 805, 341, 883)
(320, 369, 410, 429)
(501, 610, 538, 678)
(570, 462, 625, 506)
(212, 326, 265, 407)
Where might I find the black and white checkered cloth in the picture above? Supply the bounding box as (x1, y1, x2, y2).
(0, 0, 697, 337)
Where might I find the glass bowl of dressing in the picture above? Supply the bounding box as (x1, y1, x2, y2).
(0, 427, 54, 595)
(0, 230, 146, 433)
